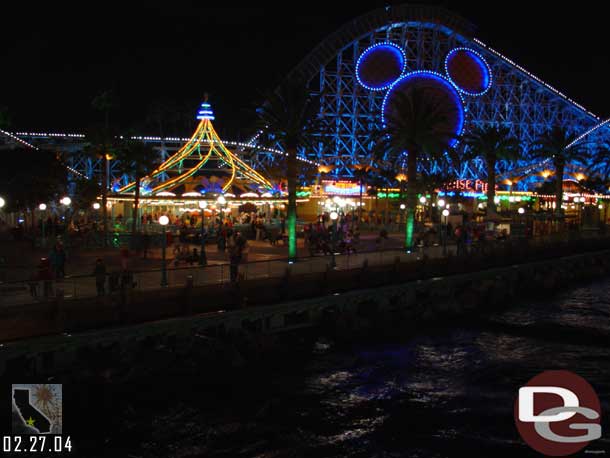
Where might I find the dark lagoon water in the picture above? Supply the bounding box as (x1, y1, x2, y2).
(75, 278, 610, 457)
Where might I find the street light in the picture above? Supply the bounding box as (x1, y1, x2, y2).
(517, 207, 525, 215)
(92, 202, 101, 210)
(441, 209, 450, 256)
(38, 203, 47, 246)
(159, 215, 169, 287)
(198, 201, 208, 265)
(330, 211, 338, 269)
(0, 196, 5, 209)
(437, 199, 445, 208)
(60, 197, 71, 245)
(217, 195, 227, 221)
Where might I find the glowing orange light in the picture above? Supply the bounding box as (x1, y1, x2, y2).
(318, 165, 335, 174)
(540, 170, 552, 179)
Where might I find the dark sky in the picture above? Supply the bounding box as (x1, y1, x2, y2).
(2, 1, 608, 139)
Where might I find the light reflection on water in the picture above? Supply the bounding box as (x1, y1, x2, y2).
(95, 278, 610, 457)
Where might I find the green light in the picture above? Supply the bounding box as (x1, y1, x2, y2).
(287, 210, 296, 262)
(296, 191, 311, 197)
(405, 208, 414, 249)
(378, 192, 400, 199)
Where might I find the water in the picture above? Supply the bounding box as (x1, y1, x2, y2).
(78, 278, 610, 457)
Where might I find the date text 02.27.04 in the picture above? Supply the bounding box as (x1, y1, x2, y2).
(3, 436, 72, 453)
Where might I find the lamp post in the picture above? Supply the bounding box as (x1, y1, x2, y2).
(198, 201, 208, 265)
(442, 209, 449, 256)
(61, 196, 71, 246)
(437, 199, 445, 247)
(217, 194, 227, 223)
(159, 215, 169, 287)
(330, 211, 338, 269)
(39, 203, 47, 247)
(419, 196, 427, 223)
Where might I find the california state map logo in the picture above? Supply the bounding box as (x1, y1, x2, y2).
(12, 384, 62, 434)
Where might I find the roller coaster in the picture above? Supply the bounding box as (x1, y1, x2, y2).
(1, 4, 609, 191)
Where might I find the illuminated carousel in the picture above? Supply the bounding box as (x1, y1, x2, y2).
(108, 99, 299, 221)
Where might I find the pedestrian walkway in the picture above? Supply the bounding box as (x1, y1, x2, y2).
(0, 241, 455, 307)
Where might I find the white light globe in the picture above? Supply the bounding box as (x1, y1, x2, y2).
(442, 209, 450, 217)
(0, 197, 4, 208)
(330, 211, 339, 221)
(38, 203, 47, 211)
(437, 199, 445, 208)
(400, 204, 406, 210)
(217, 195, 227, 205)
(92, 203, 101, 210)
(518, 208, 525, 214)
(419, 196, 427, 204)
(159, 215, 170, 226)
(61, 197, 71, 206)
(198, 201, 207, 209)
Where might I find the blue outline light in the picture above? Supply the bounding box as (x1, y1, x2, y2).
(196, 101, 215, 120)
(444, 47, 493, 97)
(355, 42, 406, 91)
(381, 71, 465, 148)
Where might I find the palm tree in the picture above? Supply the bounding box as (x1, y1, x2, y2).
(83, 125, 116, 246)
(531, 125, 590, 215)
(378, 166, 397, 225)
(89, 90, 118, 246)
(587, 145, 610, 184)
(374, 88, 456, 250)
(114, 138, 159, 237)
(464, 126, 520, 217)
(255, 81, 323, 262)
(350, 164, 374, 226)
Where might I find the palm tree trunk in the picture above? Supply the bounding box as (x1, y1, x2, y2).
(101, 154, 108, 247)
(385, 186, 390, 225)
(358, 178, 363, 228)
(132, 176, 140, 237)
(555, 162, 564, 217)
(286, 146, 297, 262)
(486, 158, 497, 217)
(405, 152, 418, 250)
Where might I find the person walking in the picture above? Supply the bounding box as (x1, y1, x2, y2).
(229, 242, 242, 283)
(142, 233, 150, 259)
(94, 258, 106, 296)
(50, 242, 66, 279)
(37, 257, 53, 299)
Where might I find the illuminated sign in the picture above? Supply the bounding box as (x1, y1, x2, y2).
(324, 182, 364, 196)
(447, 179, 489, 193)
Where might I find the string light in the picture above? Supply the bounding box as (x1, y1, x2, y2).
(444, 47, 493, 96)
(473, 38, 599, 120)
(566, 117, 610, 149)
(381, 71, 465, 148)
(355, 42, 406, 91)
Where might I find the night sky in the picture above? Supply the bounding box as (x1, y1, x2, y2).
(2, 1, 608, 139)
